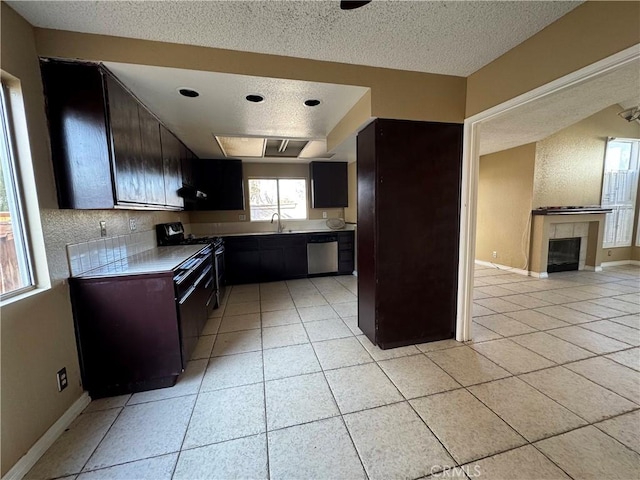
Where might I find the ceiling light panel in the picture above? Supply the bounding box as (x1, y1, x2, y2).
(215, 136, 265, 157)
(264, 139, 309, 158)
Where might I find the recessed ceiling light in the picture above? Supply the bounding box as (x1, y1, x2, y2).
(246, 94, 265, 103)
(340, 0, 372, 10)
(178, 88, 200, 98)
(304, 99, 321, 107)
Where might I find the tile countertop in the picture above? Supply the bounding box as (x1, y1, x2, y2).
(74, 245, 206, 279)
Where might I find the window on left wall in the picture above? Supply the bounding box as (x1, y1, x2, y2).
(0, 81, 34, 298)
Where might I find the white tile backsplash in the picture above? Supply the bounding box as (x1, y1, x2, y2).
(66, 229, 157, 277)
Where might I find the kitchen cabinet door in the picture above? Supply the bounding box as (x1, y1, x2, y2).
(70, 273, 182, 398)
(182, 148, 195, 188)
(160, 126, 184, 208)
(40, 60, 115, 209)
(138, 106, 166, 205)
(338, 231, 354, 274)
(106, 74, 146, 204)
(225, 236, 261, 284)
(310, 162, 348, 208)
(259, 248, 285, 281)
(197, 159, 245, 210)
(282, 235, 308, 278)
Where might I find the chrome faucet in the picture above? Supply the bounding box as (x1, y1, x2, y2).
(271, 212, 284, 233)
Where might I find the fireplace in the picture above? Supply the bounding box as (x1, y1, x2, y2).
(529, 208, 611, 278)
(548, 238, 581, 273)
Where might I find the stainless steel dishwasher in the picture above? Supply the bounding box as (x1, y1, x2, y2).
(307, 233, 339, 275)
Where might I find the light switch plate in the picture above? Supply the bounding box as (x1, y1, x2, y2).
(100, 221, 107, 237)
(322, 211, 327, 219)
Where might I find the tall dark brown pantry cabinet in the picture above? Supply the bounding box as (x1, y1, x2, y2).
(357, 119, 463, 349)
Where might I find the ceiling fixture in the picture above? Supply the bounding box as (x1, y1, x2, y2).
(246, 94, 265, 103)
(214, 136, 266, 157)
(277, 139, 289, 153)
(340, 0, 372, 10)
(304, 99, 321, 107)
(619, 106, 640, 123)
(178, 88, 200, 98)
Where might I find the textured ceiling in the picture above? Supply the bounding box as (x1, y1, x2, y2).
(479, 58, 640, 156)
(104, 62, 369, 160)
(10, 0, 581, 77)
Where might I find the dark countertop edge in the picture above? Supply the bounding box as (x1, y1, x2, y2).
(531, 208, 613, 216)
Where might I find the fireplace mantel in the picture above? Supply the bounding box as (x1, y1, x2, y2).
(532, 207, 612, 216)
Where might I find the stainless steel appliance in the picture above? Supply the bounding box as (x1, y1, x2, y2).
(307, 233, 339, 275)
(156, 222, 225, 313)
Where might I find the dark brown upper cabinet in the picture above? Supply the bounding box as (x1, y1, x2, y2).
(194, 159, 245, 211)
(40, 59, 195, 210)
(357, 119, 463, 349)
(137, 105, 166, 206)
(159, 125, 184, 209)
(310, 161, 348, 208)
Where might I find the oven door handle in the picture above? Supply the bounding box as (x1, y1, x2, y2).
(195, 265, 212, 288)
(179, 285, 197, 304)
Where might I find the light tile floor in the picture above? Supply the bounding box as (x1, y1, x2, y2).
(26, 266, 640, 479)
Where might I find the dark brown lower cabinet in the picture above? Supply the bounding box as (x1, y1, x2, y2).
(70, 273, 182, 398)
(357, 119, 463, 349)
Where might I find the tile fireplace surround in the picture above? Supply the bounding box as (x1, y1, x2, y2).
(529, 212, 608, 278)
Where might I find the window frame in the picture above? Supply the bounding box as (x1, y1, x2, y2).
(248, 176, 308, 222)
(601, 137, 640, 249)
(0, 80, 35, 300)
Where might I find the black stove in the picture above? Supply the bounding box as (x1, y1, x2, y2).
(156, 222, 223, 248)
(156, 222, 226, 311)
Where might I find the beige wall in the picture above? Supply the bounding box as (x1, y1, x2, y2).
(189, 162, 344, 224)
(344, 161, 357, 224)
(0, 4, 184, 475)
(466, 1, 640, 116)
(533, 106, 640, 208)
(476, 144, 536, 269)
(532, 106, 640, 263)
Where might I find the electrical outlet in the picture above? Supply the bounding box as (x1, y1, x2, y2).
(100, 221, 107, 237)
(57, 367, 68, 392)
(492, 251, 497, 258)
(322, 211, 327, 219)
(608, 250, 612, 257)
(239, 214, 246, 221)
(129, 218, 137, 231)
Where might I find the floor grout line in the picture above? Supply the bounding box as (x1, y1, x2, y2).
(288, 279, 372, 480)
(28, 270, 640, 479)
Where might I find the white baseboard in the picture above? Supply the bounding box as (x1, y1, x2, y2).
(601, 260, 640, 267)
(2, 392, 91, 480)
(529, 271, 549, 279)
(474, 260, 530, 277)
